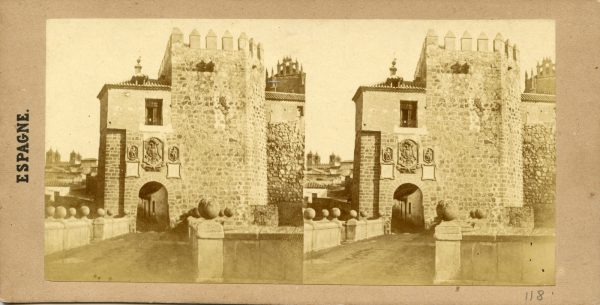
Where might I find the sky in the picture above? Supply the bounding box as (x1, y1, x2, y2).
(46, 19, 554, 161)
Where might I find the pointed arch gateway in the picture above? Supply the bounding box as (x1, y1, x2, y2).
(137, 181, 169, 232)
(391, 183, 424, 233)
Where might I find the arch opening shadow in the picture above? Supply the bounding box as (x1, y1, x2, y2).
(391, 183, 424, 233)
(137, 181, 169, 232)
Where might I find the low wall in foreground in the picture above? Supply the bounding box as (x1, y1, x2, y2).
(434, 220, 555, 285)
(303, 208, 385, 254)
(45, 206, 133, 255)
(188, 217, 303, 283)
(92, 217, 132, 241)
(45, 219, 92, 255)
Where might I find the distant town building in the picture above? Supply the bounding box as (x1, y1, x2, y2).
(44, 149, 97, 201)
(304, 152, 353, 187)
(524, 57, 555, 95)
(266, 56, 305, 94)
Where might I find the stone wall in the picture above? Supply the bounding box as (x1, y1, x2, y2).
(523, 122, 556, 227)
(267, 122, 304, 226)
(98, 29, 270, 226)
(165, 30, 268, 225)
(188, 218, 303, 283)
(353, 31, 525, 229)
(418, 31, 523, 226)
(352, 131, 380, 218)
(102, 129, 125, 215)
(303, 208, 385, 254)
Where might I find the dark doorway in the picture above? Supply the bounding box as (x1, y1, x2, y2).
(137, 181, 169, 232)
(391, 183, 424, 233)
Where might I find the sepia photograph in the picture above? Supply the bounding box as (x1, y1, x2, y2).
(44, 19, 555, 285)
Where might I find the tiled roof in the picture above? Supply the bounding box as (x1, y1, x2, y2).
(352, 80, 426, 101)
(97, 79, 171, 98)
(265, 91, 305, 102)
(521, 93, 556, 103)
(44, 180, 73, 187)
(304, 181, 328, 189)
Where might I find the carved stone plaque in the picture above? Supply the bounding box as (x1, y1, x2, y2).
(381, 164, 394, 179)
(422, 164, 436, 181)
(423, 148, 434, 165)
(167, 163, 181, 178)
(168, 146, 180, 163)
(382, 146, 393, 163)
(142, 137, 163, 171)
(127, 145, 139, 161)
(126, 162, 139, 177)
(397, 139, 419, 173)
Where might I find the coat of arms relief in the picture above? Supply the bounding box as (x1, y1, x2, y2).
(142, 137, 164, 171)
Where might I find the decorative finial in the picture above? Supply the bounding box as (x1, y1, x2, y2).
(389, 58, 398, 76)
(134, 56, 142, 75)
(131, 56, 148, 85)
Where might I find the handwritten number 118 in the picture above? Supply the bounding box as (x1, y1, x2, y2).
(526, 290, 544, 301)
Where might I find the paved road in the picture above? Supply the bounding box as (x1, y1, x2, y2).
(45, 231, 195, 283)
(304, 233, 435, 285)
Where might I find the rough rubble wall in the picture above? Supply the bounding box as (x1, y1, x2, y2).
(164, 34, 267, 225)
(523, 122, 556, 227)
(418, 37, 523, 227)
(267, 122, 304, 226)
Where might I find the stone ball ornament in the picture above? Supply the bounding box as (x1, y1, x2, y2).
(359, 210, 367, 218)
(198, 198, 220, 219)
(97, 208, 106, 217)
(223, 207, 234, 218)
(331, 208, 341, 218)
(435, 201, 446, 219)
(321, 209, 330, 219)
(46, 206, 56, 218)
(80, 206, 90, 217)
(349, 210, 358, 219)
(190, 207, 201, 218)
(303, 208, 316, 220)
(442, 204, 458, 221)
(68, 207, 77, 218)
(55, 206, 67, 219)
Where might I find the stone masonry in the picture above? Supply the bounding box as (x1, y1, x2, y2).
(353, 30, 527, 229)
(97, 28, 303, 227)
(522, 101, 556, 227)
(267, 122, 305, 226)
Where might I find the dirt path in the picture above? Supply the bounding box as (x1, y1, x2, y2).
(45, 231, 195, 283)
(304, 233, 435, 285)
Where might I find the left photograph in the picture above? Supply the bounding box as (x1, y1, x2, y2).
(44, 20, 304, 283)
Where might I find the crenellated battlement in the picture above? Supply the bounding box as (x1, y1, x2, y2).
(158, 27, 266, 85)
(424, 29, 520, 61)
(414, 29, 521, 83)
(168, 27, 264, 59)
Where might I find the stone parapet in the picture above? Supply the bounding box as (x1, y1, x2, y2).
(92, 216, 131, 241)
(434, 222, 555, 284)
(304, 209, 385, 254)
(188, 219, 302, 283)
(45, 207, 131, 255)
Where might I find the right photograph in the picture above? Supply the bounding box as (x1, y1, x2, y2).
(303, 20, 556, 285)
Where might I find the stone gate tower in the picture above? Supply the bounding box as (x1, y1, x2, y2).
(352, 30, 525, 229)
(97, 28, 268, 226)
